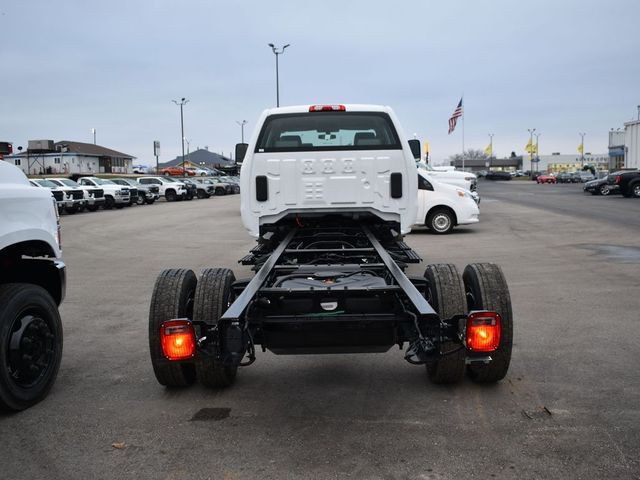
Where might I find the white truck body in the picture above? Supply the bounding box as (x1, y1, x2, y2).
(78, 177, 130, 205)
(240, 104, 418, 238)
(47, 177, 106, 209)
(417, 162, 477, 191)
(0, 162, 61, 257)
(137, 176, 188, 199)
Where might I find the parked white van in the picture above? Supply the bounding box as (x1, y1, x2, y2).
(414, 170, 480, 234)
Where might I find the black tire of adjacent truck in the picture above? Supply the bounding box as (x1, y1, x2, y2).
(0, 284, 63, 411)
(423, 264, 467, 384)
(632, 182, 640, 198)
(148, 269, 197, 387)
(193, 268, 238, 388)
(165, 190, 177, 202)
(104, 196, 115, 209)
(145, 198, 156, 205)
(463, 263, 513, 383)
(136, 193, 145, 205)
(426, 208, 455, 234)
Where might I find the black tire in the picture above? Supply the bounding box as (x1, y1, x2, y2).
(65, 205, 78, 214)
(145, 198, 156, 205)
(193, 268, 238, 388)
(185, 191, 194, 201)
(104, 196, 115, 209)
(136, 194, 145, 206)
(0, 284, 63, 411)
(165, 190, 177, 202)
(423, 264, 467, 384)
(87, 205, 99, 212)
(197, 190, 206, 199)
(115, 204, 124, 209)
(463, 263, 513, 383)
(631, 182, 640, 198)
(148, 269, 197, 387)
(215, 187, 225, 196)
(426, 208, 455, 234)
(599, 185, 610, 196)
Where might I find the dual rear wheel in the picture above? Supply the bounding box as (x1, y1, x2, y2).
(148, 268, 237, 389)
(424, 263, 513, 384)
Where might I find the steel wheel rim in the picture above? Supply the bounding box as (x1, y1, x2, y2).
(432, 214, 451, 232)
(8, 313, 55, 388)
(634, 185, 640, 196)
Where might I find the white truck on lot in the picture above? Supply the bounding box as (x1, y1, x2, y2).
(137, 176, 188, 201)
(418, 162, 477, 192)
(47, 177, 106, 212)
(147, 104, 513, 391)
(0, 161, 65, 411)
(77, 177, 130, 209)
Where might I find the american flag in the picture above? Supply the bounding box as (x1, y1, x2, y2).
(448, 98, 463, 134)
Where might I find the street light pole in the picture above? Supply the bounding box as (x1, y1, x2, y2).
(172, 97, 189, 176)
(236, 120, 248, 143)
(527, 128, 536, 177)
(488, 133, 494, 170)
(268, 43, 290, 107)
(579, 132, 586, 167)
(91, 128, 96, 145)
(534, 133, 541, 173)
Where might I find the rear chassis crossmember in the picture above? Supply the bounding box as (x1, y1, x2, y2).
(187, 220, 484, 367)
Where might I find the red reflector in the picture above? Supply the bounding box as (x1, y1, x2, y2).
(466, 311, 501, 352)
(309, 104, 346, 112)
(160, 320, 196, 360)
(615, 175, 621, 185)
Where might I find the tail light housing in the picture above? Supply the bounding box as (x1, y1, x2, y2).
(466, 311, 501, 352)
(615, 175, 621, 185)
(160, 320, 196, 360)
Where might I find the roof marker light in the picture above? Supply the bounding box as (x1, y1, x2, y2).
(309, 105, 346, 112)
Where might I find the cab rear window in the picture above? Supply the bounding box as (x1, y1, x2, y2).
(255, 112, 401, 152)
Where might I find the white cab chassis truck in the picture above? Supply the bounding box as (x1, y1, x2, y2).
(0, 161, 65, 410)
(147, 105, 513, 389)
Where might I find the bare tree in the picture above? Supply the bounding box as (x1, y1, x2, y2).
(448, 149, 487, 163)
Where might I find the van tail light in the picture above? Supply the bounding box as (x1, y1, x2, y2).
(309, 105, 346, 112)
(160, 320, 196, 360)
(615, 175, 621, 185)
(466, 311, 501, 352)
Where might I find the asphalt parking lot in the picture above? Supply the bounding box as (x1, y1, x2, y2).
(1, 186, 639, 480)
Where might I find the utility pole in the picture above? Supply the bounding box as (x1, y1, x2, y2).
(268, 43, 290, 107)
(172, 97, 189, 176)
(91, 128, 96, 145)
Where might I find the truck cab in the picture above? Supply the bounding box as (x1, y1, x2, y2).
(239, 104, 418, 238)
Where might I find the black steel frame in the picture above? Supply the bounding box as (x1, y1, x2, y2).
(196, 219, 462, 365)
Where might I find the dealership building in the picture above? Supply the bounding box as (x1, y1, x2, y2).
(3, 140, 135, 175)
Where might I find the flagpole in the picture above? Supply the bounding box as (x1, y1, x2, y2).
(461, 96, 465, 171)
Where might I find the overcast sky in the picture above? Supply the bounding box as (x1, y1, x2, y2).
(2, 0, 638, 165)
